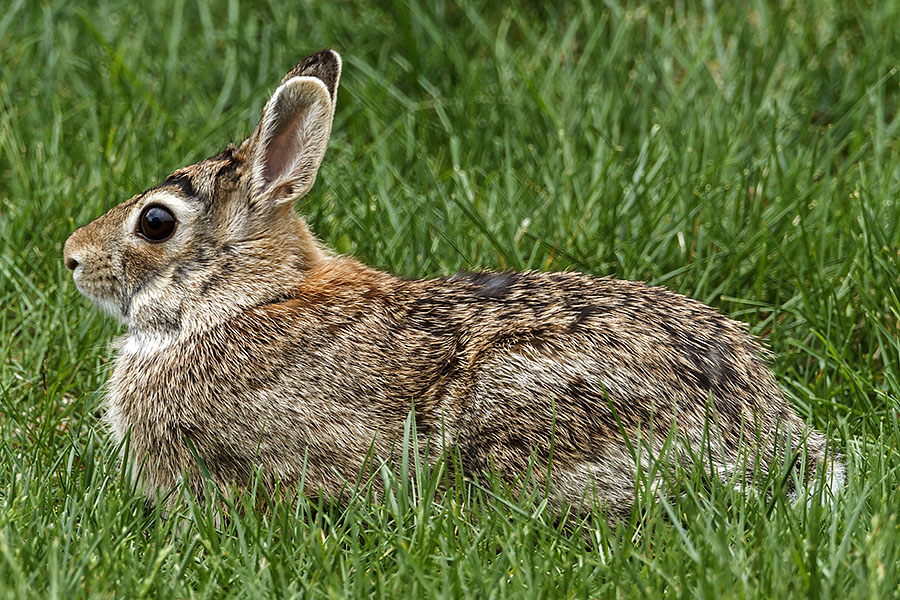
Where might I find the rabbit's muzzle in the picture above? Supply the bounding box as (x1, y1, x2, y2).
(64, 219, 126, 321)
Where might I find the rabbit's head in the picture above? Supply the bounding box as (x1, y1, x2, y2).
(64, 50, 341, 341)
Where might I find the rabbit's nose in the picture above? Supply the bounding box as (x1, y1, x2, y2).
(63, 233, 85, 271)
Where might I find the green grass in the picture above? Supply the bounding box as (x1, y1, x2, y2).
(2, 0, 899, 597)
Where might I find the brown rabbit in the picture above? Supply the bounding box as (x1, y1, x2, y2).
(64, 49, 842, 518)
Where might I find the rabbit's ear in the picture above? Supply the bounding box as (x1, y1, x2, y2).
(245, 49, 341, 206)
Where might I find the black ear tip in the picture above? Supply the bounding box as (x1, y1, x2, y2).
(283, 49, 342, 100)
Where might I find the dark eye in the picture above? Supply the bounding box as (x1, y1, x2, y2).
(137, 205, 177, 242)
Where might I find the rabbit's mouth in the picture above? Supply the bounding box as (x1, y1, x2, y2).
(71, 272, 128, 323)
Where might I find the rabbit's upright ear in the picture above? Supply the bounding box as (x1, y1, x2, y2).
(244, 49, 341, 206)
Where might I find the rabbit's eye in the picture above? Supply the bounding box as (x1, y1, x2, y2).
(137, 205, 177, 242)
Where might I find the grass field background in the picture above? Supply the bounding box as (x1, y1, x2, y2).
(2, 0, 899, 597)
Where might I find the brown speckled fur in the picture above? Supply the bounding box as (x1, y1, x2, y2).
(64, 49, 843, 518)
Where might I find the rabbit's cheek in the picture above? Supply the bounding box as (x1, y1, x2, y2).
(119, 248, 172, 309)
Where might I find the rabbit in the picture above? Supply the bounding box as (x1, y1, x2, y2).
(63, 49, 843, 519)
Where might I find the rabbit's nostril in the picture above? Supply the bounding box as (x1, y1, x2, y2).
(65, 256, 79, 271)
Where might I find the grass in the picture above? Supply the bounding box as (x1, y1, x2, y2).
(2, 0, 899, 597)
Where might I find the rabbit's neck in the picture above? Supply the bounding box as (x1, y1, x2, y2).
(120, 230, 329, 351)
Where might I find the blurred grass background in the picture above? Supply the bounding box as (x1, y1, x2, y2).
(1, 0, 899, 597)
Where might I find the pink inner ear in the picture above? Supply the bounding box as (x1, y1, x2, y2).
(262, 107, 309, 187)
